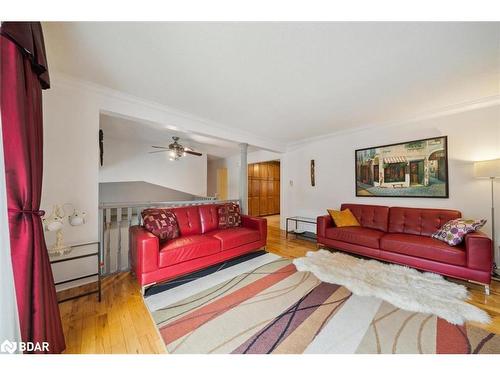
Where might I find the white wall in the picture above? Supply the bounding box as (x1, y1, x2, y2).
(99, 136, 207, 197)
(42, 78, 100, 289)
(282, 105, 500, 248)
(43, 86, 99, 246)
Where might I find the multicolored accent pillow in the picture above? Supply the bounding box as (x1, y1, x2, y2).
(141, 208, 180, 242)
(217, 203, 242, 229)
(431, 218, 487, 246)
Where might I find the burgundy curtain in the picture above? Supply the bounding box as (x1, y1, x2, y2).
(0, 22, 65, 353)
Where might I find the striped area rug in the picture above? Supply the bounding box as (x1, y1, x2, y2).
(144, 253, 499, 354)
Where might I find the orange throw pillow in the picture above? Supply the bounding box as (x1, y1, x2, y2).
(327, 208, 361, 227)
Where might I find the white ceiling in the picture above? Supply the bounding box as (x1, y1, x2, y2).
(99, 113, 253, 159)
(44, 22, 500, 144)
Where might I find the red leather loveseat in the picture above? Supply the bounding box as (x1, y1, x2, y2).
(129, 204, 267, 291)
(317, 204, 493, 292)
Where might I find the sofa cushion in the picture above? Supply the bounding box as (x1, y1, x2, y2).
(159, 234, 221, 267)
(325, 226, 385, 249)
(340, 204, 390, 232)
(141, 208, 179, 242)
(208, 227, 261, 251)
(431, 218, 487, 246)
(171, 206, 202, 236)
(380, 233, 466, 266)
(327, 208, 360, 227)
(388, 207, 461, 237)
(199, 204, 219, 233)
(217, 202, 242, 229)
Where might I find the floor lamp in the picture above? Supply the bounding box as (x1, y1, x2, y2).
(474, 158, 500, 276)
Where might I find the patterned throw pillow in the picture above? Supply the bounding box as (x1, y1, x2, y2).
(431, 218, 487, 246)
(141, 208, 180, 241)
(217, 203, 242, 229)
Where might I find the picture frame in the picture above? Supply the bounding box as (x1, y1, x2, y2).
(355, 136, 449, 198)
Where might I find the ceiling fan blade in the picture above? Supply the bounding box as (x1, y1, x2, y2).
(151, 145, 169, 149)
(185, 150, 202, 156)
(148, 150, 169, 154)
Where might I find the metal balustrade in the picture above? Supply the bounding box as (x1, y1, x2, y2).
(97, 198, 240, 275)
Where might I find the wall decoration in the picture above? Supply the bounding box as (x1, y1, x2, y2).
(310, 160, 315, 186)
(355, 136, 448, 198)
(99, 129, 104, 166)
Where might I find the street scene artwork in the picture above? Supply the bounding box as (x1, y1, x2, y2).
(356, 136, 448, 198)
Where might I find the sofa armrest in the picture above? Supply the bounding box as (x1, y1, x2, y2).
(129, 225, 159, 278)
(317, 215, 333, 238)
(465, 231, 493, 272)
(241, 215, 267, 241)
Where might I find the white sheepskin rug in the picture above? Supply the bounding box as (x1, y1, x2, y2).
(293, 250, 490, 325)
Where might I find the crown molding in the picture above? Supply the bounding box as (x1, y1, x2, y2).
(49, 72, 287, 153)
(49, 72, 499, 155)
(286, 94, 500, 151)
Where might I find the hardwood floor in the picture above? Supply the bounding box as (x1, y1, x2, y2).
(58, 214, 500, 353)
(57, 273, 165, 354)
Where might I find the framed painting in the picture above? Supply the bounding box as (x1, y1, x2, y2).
(355, 136, 449, 198)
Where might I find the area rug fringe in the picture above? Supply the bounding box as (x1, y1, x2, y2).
(293, 250, 490, 325)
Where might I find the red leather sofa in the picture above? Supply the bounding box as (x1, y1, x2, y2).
(317, 203, 493, 292)
(129, 204, 267, 291)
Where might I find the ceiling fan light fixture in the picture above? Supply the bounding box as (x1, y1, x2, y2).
(150, 136, 202, 160)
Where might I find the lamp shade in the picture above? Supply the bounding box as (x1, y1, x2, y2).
(474, 158, 500, 178)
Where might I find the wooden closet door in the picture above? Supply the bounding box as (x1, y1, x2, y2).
(259, 178, 268, 215)
(247, 161, 280, 217)
(267, 179, 274, 214)
(249, 176, 260, 216)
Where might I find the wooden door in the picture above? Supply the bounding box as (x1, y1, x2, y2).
(259, 179, 268, 215)
(247, 161, 280, 216)
(216, 168, 228, 200)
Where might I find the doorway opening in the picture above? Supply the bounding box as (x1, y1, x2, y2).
(215, 167, 228, 200)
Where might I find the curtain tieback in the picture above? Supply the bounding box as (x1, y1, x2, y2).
(8, 208, 45, 216)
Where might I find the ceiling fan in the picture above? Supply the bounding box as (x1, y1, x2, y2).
(149, 136, 202, 161)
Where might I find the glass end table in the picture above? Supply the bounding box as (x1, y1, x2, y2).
(285, 216, 317, 241)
